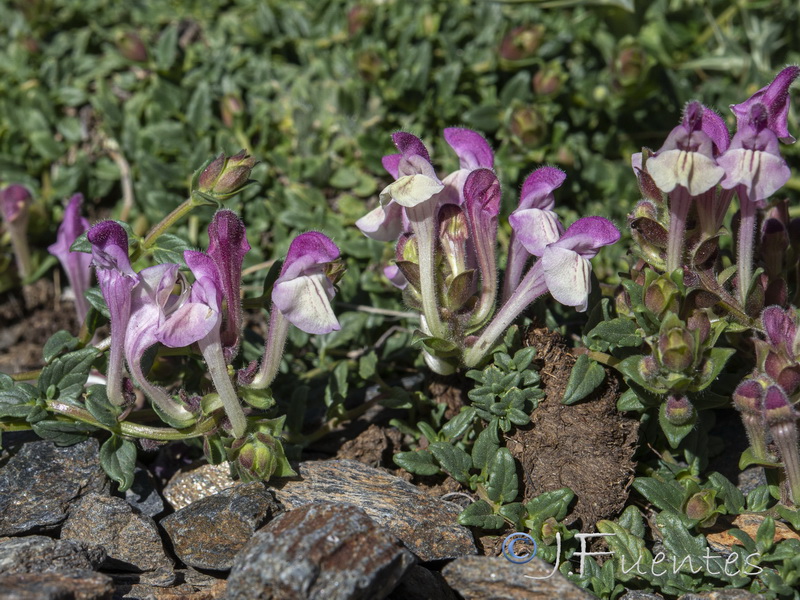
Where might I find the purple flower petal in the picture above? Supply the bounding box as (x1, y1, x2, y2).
(443, 127, 494, 170)
(552, 216, 621, 259)
(699, 106, 730, 154)
(0, 185, 32, 224)
(383, 264, 408, 289)
(731, 66, 800, 144)
(48, 194, 92, 321)
(382, 154, 402, 179)
(87, 221, 135, 276)
(279, 231, 341, 281)
(518, 166, 566, 211)
(762, 305, 797, 353)
(391, 132, 431, 162)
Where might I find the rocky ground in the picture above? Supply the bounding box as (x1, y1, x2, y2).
(0, 432, 771, 600)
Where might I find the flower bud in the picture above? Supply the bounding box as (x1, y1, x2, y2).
(509, 106, 547, 147)
(686, 310, 711, 345)
(684, 489, 717, 527)
(116, 31, 148, 62)
(499, 25, 545, 62)
(644, 275, 679, 317)
(229, 432, 279, 481)
(663, 395, 695, 426)
(613, 44, 647, 88)
(1, 184, 34, 279)
(195, 151, 258, 201)
(657, 317, 696, 373)
(733, 376, 768, 460)
(638, 355, 659, 381)
(533, 62, 564, 97)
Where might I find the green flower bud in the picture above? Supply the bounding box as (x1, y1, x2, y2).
(657, 315, 696, 373)
(116, 31, 148, 63)
(684, 489, 717, 527)
(644, 275, 679, 317)
(663, 394, 695, 426)
(229, 432, 278, 481)
(195, 151, 258, 201)
(499, 25, 545, 62)
(509, 106, 547, 147)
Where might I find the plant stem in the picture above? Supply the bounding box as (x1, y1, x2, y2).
(250, 308, 290, 389)
(407, 201, 446, 339)
(138, 193, 211, 256)
(737, 187, 756, 307)
(200, 337, 247, 438)
(666, 186, 691, 273)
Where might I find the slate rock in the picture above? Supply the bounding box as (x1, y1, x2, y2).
(271, 459, 476, 561)
(442, 555, 595, 600)
(0, 569, 114, 600)
(0, 535, 105, 576)
(114, 569, 227, 600)
(0, 439, 108, 536)
(124, 465, 165, 518)
(386, 565, 458, 600)
(61, 493, 172, 572)
(161, 482, 281, 571)
(677, 591, 764, 600)
(225, 502, 415, 600)
(620, 592, 664, 600)
(162, 462, 242, 510)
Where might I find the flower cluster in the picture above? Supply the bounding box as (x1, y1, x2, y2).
(86, 210, 342, 446)
(357, 128, 620, 372)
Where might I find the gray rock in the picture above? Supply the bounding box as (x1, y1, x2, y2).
(678, 591, 763, 600)
(620, 592, 664, 600)
(162, 462, 242, 511)
(0, 439, 108, 536)
(442, 555, 595, 600)
(271, 459, 476, 561)
(225, 503, 415, 600)
(61, 493, 172, 573)
(387, 565, 458, 600)
(161, 482, 281, 571)
(0, 569, 114, 600)
(124, 466, 165, 518)
(0, 535, 105, 576)
(113, 569, 226, 600)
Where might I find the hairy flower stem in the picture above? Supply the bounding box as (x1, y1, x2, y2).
(737, 186, 757, 306)
(199, 338, 247, 438)
(464, 262, 548, 367)
(137, 193, 211, 257)
(8, 227, 32, 281)
(407, 201, 446, 339)
(772, 421, 800, 504)
(250, 308, 290, 389)
(128, 358, 195, 426)
(666, 186, 691, 273)
(502, 236, 527, 305)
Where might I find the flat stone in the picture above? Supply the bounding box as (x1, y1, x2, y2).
(0, 569, 114, 600)
(161, 482, 282, 571)
(125, 465, 165, 518)
(271, 459, 476, 561)
(386, 565, 458, 600)
(0, 439, 109, 536)
(677, 591, 764, 600)
(620, 592, 664, 600)
(0, 535, 105, 576)
(442, 555, 595, 600)
(162, 462, 241, 511)
(61, 493, 172, 573)
(113, 569, 225, 600)
(225, 503, 415, 600)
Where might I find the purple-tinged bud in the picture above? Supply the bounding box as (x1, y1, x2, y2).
(195, 151, 258, 201)
(229, 432, 281, 481)
(763, 384, 800, 503)
(733, 377, 768, 460)
(347, 4, 371, 35)
(499, 25, 544, 62)
(116, 30, 148, 62)
(664, 395, 695, 426)
(644, 275, 679, 317)
(48, 194, 92, 322)
(220, 94, 244, 128)
(613, 44, 648, 88)
(686, 310, 711, 345)
(632, 150, 664, 204)
(533, 62, 564, 97)
(1, 184, 33, 279)
(638, 355, 659, 381)
(509, 106, 547, 147)
(684, 489, 717, 527)
(657, 316, 696, 373)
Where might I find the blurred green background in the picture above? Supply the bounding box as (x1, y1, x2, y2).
(1, 0, 799, 297)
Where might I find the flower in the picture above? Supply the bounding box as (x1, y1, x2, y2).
(272, 232, 342, 335)
(194, 150, 257, 201)
(731, 66, 800, 144)
(48, 194, 92, 322)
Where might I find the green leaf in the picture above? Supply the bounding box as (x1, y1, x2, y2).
(84, 288, 110, 318)
(776, 505, 800, 530)
(358, 351, 378, 380)
(155, 24, 179, 71)
(441, 406, 477, 441)
(691, 348, 736, 391)
(485, 448, 518, 503)
(38, 347, 98, 405)
(42, 331, 80, 363)
(458, 499, 504, 529)
(472, 423, 500, 472)
(562, 354, 605, 405)
(617, 389, 647, 411)
(512, 347, 537, 372)
(430, 442, 472, 483)
(99, 434, 137, 491)
(524, 487, 574, 523)
(746, 484, 774, 512)
(0, 375, 39, 419)
(706, 472, 744, 513)
(393, 450, 440, 476)
(586, 317, 643, 351)
(498, 502, 526, 528)
(151, 233, 191, 266)
(31, 420, 96, 445)
(84, 385, 121, 429)
(596, 517, 653, 582)
(655, 511, 707, 570)
(632, 477, 686, 516)
(755, 517, 775, 553)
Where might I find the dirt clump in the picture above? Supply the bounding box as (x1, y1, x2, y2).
(506, 327, 639, 531)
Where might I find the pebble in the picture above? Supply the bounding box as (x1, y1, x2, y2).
(61, 493, 173, 573)
(0, 439, 108, 536)
(225, 503, 415, 600)
(161, 482, 282, 571)
(271, 459, 477, 561)
(441, 555, 595, 600)
(0, 535, 105, 576)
